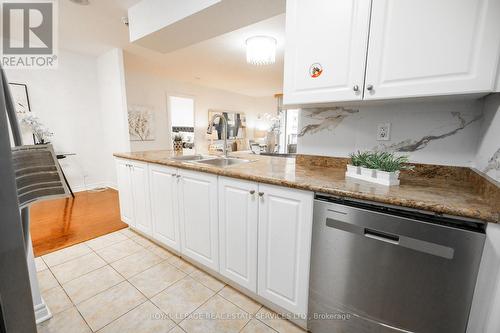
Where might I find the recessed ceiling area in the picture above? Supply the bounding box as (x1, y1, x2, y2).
(57, 0, 285, 97)
(128, 0, 285, 53)
(125, 14, 285, 97)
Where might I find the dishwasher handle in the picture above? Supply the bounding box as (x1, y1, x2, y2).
(364, 228, 400, 245)
(325, 217, 455, 259)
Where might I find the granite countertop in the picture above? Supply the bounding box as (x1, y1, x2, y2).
(114, 150, 499, 223)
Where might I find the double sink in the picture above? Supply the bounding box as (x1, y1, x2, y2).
(170, 154, 251, 168)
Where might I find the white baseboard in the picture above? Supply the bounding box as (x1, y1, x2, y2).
(34, 297, 52, 324)
(72, 181, 117, 193)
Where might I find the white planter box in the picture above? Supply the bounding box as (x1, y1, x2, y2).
(376, 170, 400, 186)
(360, 167, 375, 179)
(345, 166, 400, 186)
(346, 164, 360, 175)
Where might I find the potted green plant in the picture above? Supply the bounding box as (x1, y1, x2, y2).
(348, 151, 367, 175)
(376, 154, 412, 185)
(354, 151, 387, 179)
(346, 151, 412, 186)
(173, 133, 183, 152)
(362, 152, 384, 178)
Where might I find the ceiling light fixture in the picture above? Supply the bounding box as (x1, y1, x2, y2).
(246, 36, 276, 66)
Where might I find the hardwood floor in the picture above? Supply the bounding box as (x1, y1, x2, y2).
(30, 188, 128, 257)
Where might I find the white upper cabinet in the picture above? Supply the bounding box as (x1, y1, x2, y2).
(115, 159, 134, 226)
(283, 0, 500, 105)
(149, 164, 181, 251)
(178, 169, 219, 271)
(218, 177, 259, 292)
(257, 184, 314, 316)
(364, 0, 500, 100)
(129, 160, 152, 236)
(283, 0, 372, 104)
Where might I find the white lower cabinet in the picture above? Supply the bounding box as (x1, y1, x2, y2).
(149, 164, 181, 251)
(218, 177, 259, 292)
(178, 169, 219, 271)
(257, 184, 314, 316)
(115, 159, 314, 317)
(218, 178, 314, 315)
(115, 159, 134, 226)
(130, 161, 152, 236)
(115, 158, 152, 235)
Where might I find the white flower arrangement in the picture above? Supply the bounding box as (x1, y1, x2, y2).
(262, 113, 280, 133)
(19, 113, 53, 144)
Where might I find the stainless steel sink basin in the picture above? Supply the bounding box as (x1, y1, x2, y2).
(193, 157, 251, 167)
(170, 154, 214, 161)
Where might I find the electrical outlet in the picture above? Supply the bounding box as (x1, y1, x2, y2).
(377, 123, 391, 141)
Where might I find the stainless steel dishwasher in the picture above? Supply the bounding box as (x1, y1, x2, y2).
(308, 194, 485, 333)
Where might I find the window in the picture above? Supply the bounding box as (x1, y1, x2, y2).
(278, 109, 299, 154)
(168, 95, 195, 149)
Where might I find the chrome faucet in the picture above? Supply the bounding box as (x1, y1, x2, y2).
(207, 114, 228, 158)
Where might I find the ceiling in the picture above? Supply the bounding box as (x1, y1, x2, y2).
(58, 0, 285, 97)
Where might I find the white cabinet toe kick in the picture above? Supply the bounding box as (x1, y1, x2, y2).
(114, 158, 314, 328)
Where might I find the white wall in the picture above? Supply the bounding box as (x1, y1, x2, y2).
(475, 93, 500, 182)
(467, 223, 500, 333)
(124, 52, 276, 152)
(465, 94, 500, 332)
(5, 50, 109, 191)
(297, 99, 484, 166)
(5, 48, 130, 191)
(97, 48, 130, 188)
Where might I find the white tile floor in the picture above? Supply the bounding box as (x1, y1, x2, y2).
(35, 229, 306, 333)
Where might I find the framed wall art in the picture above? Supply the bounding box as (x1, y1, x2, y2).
(9, 83, 31, 114)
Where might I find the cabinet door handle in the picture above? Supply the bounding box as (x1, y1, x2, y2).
(258, 192, 264, 197)
(249, 190, 255, 195)
(366, 84, 374, 91)
(353, 85, 359, 92)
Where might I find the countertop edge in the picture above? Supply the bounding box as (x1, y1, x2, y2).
(113, 153, 499, 223)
